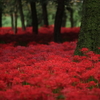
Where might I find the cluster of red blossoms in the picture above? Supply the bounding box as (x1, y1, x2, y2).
(0, 27, 100, 100)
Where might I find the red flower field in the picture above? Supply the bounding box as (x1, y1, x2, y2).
(0, 27, 100, 100)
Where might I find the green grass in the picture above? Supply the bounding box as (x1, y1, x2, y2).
(2, 16, 22, 27)
(2, 16, 81, 27)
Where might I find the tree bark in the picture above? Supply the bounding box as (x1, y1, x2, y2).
(17, 0, 26, 30)
(13, 11, 18, 34)
(10, 13, 14, 29)
(30, 2, 38, 34)
(54, 0, 65, 43)
(62, 8, 67, 27)
(26, 4, 32, 27)
(41, 3, 49, 27)
(67, 7, 74, 28)
(0, 3, 2, 27)
(74, 0, 100, 55)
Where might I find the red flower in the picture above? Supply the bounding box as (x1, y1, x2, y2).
(80, 48, 89, 53)
(0, 80, 6, 90)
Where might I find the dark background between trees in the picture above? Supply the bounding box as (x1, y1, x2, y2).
(0, 0, 82, 32)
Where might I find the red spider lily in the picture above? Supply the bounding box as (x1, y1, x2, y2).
(0, 27, 100, 99)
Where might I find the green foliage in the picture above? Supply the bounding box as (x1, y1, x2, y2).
(56, 95, 65, 100)
(52, 88, 65, 100)
(22, 81, 30, 85)
(87, 76, 98, 83)
(53, 88, 61, 94)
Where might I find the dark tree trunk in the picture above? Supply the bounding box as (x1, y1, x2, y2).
(62, 8, 67, 27)
(26, 4, 32, 27)
(0, 4, 2, 27)
(13, 12, 18, 34)
(54, 0, 65, 43)
(74, 0, 100, 55)
(30, 2, 38, 34)
(10, 13, 14, 29)
(17, 0, 26, 30)
(41, 3, 49, 27)
(67, 7, 74, 28)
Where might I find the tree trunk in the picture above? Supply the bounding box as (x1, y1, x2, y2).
(26, 4, 32, 27)
(74, 0, 100, 55)
(54, 0, 65, 43)
(70, 8, 74, 28)
(41, 3, 49, 27)
(62, 8, 67, 27)
(67, 7, 74, 28)
(30, 2, 38, 34)
(0, 4, 2, 27)
(17, 0, 26, 30)
(10, 13, 14, 29)
(13, 11, 18, 34)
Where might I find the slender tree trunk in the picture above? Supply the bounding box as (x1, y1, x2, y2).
(26, 4, 32, 27)
(0, 5, 2, 27)
(41, 3, 49, 27)
(17, 0, 26, 30)
(67, 7, 74, 28)
(54, 0, 65, 43)
(74, 0, 100, 55)
(10, 13, 14, 29)
(62, 8, 67, 27)
(30, 2, 38, 34)
(13, 11, 18, 34)
(70, 8, 74, 28)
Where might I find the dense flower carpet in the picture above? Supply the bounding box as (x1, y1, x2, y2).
(0, 27, 100, 100)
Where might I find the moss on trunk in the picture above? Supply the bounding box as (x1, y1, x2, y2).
(74, 0, 100, 55)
